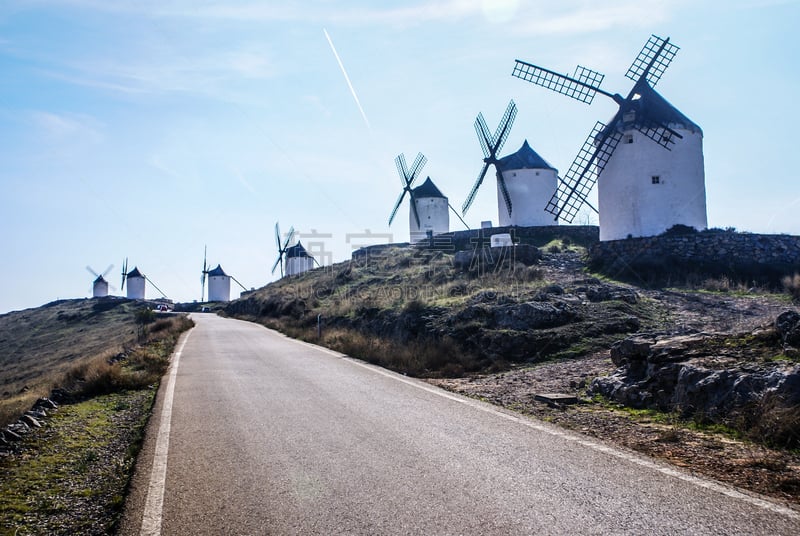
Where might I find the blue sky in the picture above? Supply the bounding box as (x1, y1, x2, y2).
(1, 0, 798, 313)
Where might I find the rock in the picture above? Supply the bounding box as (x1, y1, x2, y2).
(19, 414, 41, 428)
(493, 302, 575, 330)
(610, 336, 653, 367)
(775, 310, 800, 346)
(34, 397, 58, 410)
(1, 429, 22, 442)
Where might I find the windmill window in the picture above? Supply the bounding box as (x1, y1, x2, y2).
(624, 134, 634, 144)
(651, 175, 661, 184)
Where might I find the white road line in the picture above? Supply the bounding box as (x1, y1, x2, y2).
(139, 330, 191, 536)
(287, 333, 800, 521)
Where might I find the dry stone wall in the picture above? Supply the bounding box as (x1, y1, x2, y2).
(589, 230, 800, 284)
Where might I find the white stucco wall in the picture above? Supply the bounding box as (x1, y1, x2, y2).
(126, 276, 146, 300)
(598, 127, 707, 241)
(497, 168, 559, 227)
(92, 280, 108, 298)
(286, 256, 314, 276)
(208, 275, 231, 302)
(410, 196, 449, 243)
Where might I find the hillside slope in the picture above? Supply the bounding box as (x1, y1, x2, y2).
(0, 297, 140, 425)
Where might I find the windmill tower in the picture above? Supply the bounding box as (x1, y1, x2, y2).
(125, 267, 146, 300)
(207, 265, 231, 302)
(272, 222, 295, 278)
(285, 242, 316, 276)
(495, 140, 559, 226)
(513, 34, 707, 241)
(86, 264, 114, 298)
(409, 177, 450, 242)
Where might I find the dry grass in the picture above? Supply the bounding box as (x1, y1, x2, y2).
(783, 273, 800, 303)
(0, 298, 191, 427)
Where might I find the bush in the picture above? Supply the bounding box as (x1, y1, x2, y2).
(782, 273, 800, 303)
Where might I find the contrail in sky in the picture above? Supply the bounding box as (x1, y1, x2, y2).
(323, 28, 371, 129)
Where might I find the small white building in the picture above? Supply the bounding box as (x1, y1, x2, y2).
(285, 242, 315, 276)
(495, 140, 559, 227)
(126, 267, 146, 300)
(92, 275, 109, 298)
(410, 177, 449, 243)
(598, 81, 707, 241)
(207, 264, 231, 302)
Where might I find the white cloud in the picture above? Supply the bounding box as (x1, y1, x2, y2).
(30, 110, 104, 143)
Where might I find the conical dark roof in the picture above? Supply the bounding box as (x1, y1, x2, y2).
(286, 241, 313, 259)
(496, 140, 556, 173)
(127, 267, 144, 279)
(412, 177, 446, 199)
(208, 264, 227, 277)
(93, 275, 107, 284)
(603, 79, 702, 138)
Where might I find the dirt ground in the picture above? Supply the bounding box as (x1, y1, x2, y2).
(429, 253, 800, 508)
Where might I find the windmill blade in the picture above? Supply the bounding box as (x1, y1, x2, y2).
(388, 189, 407, 225)
(408, 190, 421, 228)
(635, 119, 683, 150)
(101, 264, 114, 278)
(474, 113, 493, 158)
(626, 35, 679, 87)
(201, 246, 208, 302)
(86, 266, 100, 278)
(491, 100, 517, 156)
(407, 152, 427, 184)
(144, 276, 168, 299)
(513, 61, 609, 105)
(120, 258, 128, 291)
(271, 254, 282, 275)
(496, 171, 513, 217)
(462, 160, 491, 215)
(544, 121, 622, 223)
(395, 153, 409, 186)
(230, 275, 249, 293)
(274, 222, 282, 249)
(282, 226, 295, 251)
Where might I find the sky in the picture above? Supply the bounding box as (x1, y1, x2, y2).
(1, 0, 798, 313)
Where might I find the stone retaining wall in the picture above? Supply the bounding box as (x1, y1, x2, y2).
(589, 230, 800, 284)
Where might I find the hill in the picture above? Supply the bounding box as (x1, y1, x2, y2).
(0, 297, 142, 425)
(227, 242, 800, 504)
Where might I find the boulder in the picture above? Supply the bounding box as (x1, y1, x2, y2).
(775, 310, 800, 346)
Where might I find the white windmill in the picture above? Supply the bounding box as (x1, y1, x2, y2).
(285, 242, 316, 276)
(86, 264, 114, 298)
(120, 258, 168, 301)
(200, 247, 249, 302)
(388, 153, 461, 242)
(461, 100, 558, 227)
(513, 34, 707, 240)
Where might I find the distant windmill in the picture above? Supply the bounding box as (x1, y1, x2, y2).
(272, 222, 295, 278)
(201, 246, 250, 302)
(388, 152, 427, 231)
(86, 264, 115, 298)
(121, 260, 168, 300)
(512, 34, 707, 240)
(285, 242, 318, 276)
(462, 100, 517, 219)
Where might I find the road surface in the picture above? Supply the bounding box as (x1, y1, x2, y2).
(119, 314, 799, 535)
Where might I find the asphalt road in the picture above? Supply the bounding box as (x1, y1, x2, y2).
(119, 314, 799, 535)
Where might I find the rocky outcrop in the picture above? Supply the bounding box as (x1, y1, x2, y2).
(591, 318, 800, 422)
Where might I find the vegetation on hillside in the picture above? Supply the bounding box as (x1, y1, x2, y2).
(0, 304, 193, 535)
(227, 245, 657, 377)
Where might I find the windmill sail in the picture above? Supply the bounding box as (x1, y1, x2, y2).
(462, 99, 517, 216)
(388, 152, 427, 228)
(514, 34, 689, 224)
